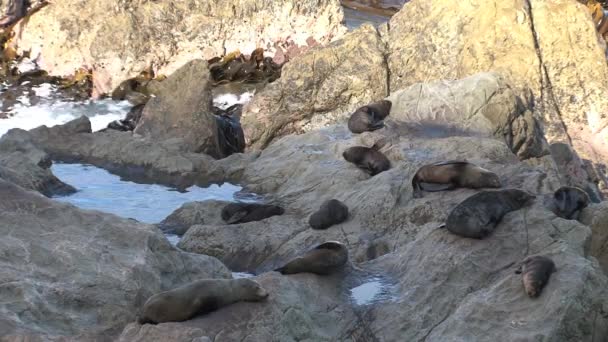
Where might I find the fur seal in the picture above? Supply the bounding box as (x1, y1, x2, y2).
(221, 202, 284, 224)
(343, 146, 390, 176)
(443, 189, 535, 239)
(515, 255, 556, 298)
(347, 100, 392, 134)
(274, 241, 348, 275)
(412, 161, 501, 198)
(138, 278, 269, 324)
(309, 199, 349, 230)
(552, 186, 590, 220)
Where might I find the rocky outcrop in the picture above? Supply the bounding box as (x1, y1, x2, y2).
(387, 0, 608, 195)
(12, 0, 346, 96)
(0, 129, 75, 196)
(133, 110, 608, 340)
(158, 200, 231, 236)
(386, 72, 548, 159)
(241, 24, 388, 149)
(133, 60, 219, 156)
(0, 179, 231, 340)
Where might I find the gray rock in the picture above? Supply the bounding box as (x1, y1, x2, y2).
(134, 60, 220, 156)
(0, 179, 231, 340)
(158, 200, 231, 235)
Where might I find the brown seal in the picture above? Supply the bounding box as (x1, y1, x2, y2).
(552, 186, 590, 220)
(138, 278, 269, 324)
(347, 100, 392, 134)
(343, 146, 390, 176)
(515, 255, 556, 298)
(442, 189, 535, 239)
(309, 199, 349, 230)
(274, 241, 348, 275)
(412, 161, 501, 198)
(221, 203, 285, 224)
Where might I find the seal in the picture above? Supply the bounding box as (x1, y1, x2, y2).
(347, 100, 392, 134)
(221, 203, 285, 224)
(343, 146, 390, 176)
(412, 161, 501, 198)
(552, 186, 590, 220)
(515, 255, 556, 298)
(443, 189, 535, 239)
(137, 278, 269, 324)
(274, 241, 348, 275)
(309, 199, 349, 230)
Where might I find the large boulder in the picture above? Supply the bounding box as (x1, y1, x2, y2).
(0, 179, 231, 340)
(12, 0, 346, 96)
(386, 72, 548, 159)
(241, 24, 389, 149)
(133, 60, 219, 156)
(387, 0, 608, 195)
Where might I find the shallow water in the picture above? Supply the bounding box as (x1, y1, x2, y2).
(350, 276, 396, 306)
(343, 6, 390, 30)
(51, 163, 246, 224)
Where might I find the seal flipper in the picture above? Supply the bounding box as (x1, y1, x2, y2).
(368, 121, 385, 131)
(225, 211, 248, 224)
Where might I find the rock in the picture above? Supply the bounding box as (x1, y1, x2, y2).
(0, 130, 75, 196)
(580, 202, 608, 275)
(13, 0, 346, 96)
(0, 179, 231, 340)
(241, 24, 389, 149)
(386, 72, 548, 159)
(387, 0, 608, 194)
(117, 272, 357, 342)
(134, 60, 219, 156)
(158, 200, 231, 236)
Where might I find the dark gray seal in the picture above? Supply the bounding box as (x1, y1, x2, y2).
(347, 100, 392, 134)
(443, 189, 535, 239)
(552, 186, 590, 220)
(515, 255, 556, 298)
(275, 241, 348, 275)
(221, 203, 284, 224)
(138, 278, 269, 324)
(412, 161, 501, 198)
(309, 199, 349, 230)
(343, 146, 390, 176)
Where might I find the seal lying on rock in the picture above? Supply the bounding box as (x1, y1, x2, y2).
(138, 278, 269, 324)
(347, 100, 392, 134)
(412, 161, 501, 198)
(343, 146, 390, 176)
(442, 189, 535, 239)
(309, 199, 349, 230)
(275, 241, 348, 275)
(552, 186, 590, 220)
(515, 255, 556, 298)
(221, 203, 285, 224)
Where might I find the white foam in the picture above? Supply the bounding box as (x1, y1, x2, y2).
(165, 234, 181, 246)
(350, 279, 384, 306)
(0, 91, 131, 137)
(14, 58, 39, 74)
(232, 272, 255, 279)
(213, 91, 254, 110)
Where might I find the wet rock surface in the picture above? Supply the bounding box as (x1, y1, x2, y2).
(0, 179, 230, 340)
